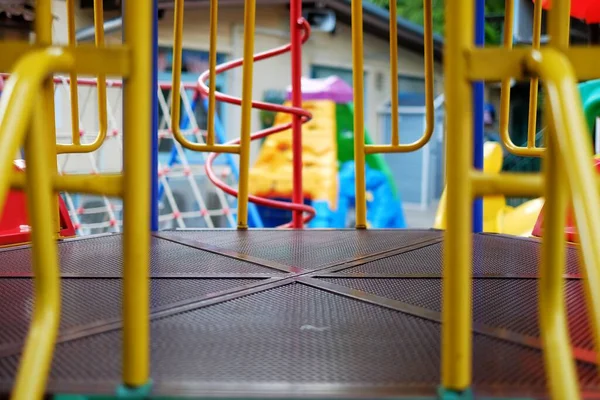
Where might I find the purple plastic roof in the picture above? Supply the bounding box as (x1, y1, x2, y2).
(286, 76, 354, 103)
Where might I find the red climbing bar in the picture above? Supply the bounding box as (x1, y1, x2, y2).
(290, 0, 304, 228)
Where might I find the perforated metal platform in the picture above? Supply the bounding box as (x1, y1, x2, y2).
(0, 229, 597, 399)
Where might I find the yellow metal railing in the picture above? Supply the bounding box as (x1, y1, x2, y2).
(37, 0, 61, 235)
(0, 1, 152, 399)
(352, 0, 434, 228)
(0, 49, 73, 400)
(121, 0, 153, 387)
(499, 0, 545, 157)
(57, 0, 108, 154)
(170, 0, 253, 229)
(351, 0, 600, 397)
(0, 54, 63, 400)
(442, 0, 600, 399)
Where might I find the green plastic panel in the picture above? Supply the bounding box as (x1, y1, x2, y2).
(578, 79, 600, 136)
(335, 103, 399, 197)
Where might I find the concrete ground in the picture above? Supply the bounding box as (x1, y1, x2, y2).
(403, 201, 439, 229)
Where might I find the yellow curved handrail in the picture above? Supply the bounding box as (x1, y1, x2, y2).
(0, 48, 74, 212)
(170, 0, 238, 154)
(353, 0, 435, 227)
(368, 0, 434, 153)
(56, 0, 108, 154)
(499, 0, 545, 157)
(0, 49, 74, 400)
(526, 49, 600, 399)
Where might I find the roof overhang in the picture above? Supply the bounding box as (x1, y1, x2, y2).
(321, 0, 443, 61)
(156, 0, 444, 61)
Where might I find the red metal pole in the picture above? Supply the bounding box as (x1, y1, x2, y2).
(290, 0, 304, 228)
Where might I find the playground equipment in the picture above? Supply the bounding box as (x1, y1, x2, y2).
(0, 160, 76, 246)
(537, 0, 600, 23)
(248, 76, 406, 228)
(532, 157, 600, 242)
(434, 141, 545, 236)
(0, 74, 260, 236)
(435, 77, 600, 239)
(154, 83, 264, 229)
(0, 1, 599, 400)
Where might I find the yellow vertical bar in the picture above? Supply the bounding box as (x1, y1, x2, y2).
(423, 0, 434, 139)
(36, 0, 60, 236)
(499, 0, 514, 148)
(441, 0, 473, 392)
(236, 0, 256, 229)
(66, 0, 81, 146)
(171, 0, 184, 138)
(351, 0, 366, 228)
(527, 0, 543, 148)
(206, 0, 219, 146)
(93, 0, 108, 148)
(539, 112, 580, 400)
(10, 102, 61, 400)
(389, 2, 398, 147)
(122, 0, 152, 387)
(527, 47, 600, 386)
(549, 0, 570, 48)
(539, 3, 580, 399)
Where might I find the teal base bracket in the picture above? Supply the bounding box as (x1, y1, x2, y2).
(437, 386, 473, 400)
(116, 380, 153, 398)
(54, 380, 153, 400)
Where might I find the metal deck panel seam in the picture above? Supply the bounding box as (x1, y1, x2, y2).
(157, 230, 444, 273)
(306, 237, 444, 275)
(0, 277, 280, 359)
(0, 234, 288, 277)
(313, 273, 583, 279)
(0, 273, 286, 279)
(153, 232, 296, 273)
(1, 280, 598, 398)
(298, 277, 597, 365)
(0, 232, 116, 254)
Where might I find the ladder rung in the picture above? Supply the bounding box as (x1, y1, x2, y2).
(0, 42, 130, 77)
(467, 47, 600, 81)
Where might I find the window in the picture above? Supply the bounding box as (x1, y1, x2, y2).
(379, 75, 427, 108)
(398, 75, 426, 94)
(311, 65, 354, 86)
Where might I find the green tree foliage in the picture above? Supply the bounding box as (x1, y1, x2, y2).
(369, 0, 506, 45)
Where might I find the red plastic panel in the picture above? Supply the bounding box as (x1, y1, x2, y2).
(0, 160, 75, 247)
(532, 157, 600, 242)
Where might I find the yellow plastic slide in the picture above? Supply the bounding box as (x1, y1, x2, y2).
(434, 142, 544, 237)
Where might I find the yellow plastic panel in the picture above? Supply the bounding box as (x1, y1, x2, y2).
(249, 100, 338, 209)
(435, 142, 512, 233)
(501, 198, 545, 237)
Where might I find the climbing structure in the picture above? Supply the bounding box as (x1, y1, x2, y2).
(249, 76, 405, 228)
(47, 76, 260, 236)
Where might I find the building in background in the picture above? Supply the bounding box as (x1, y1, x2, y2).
(54, 0, 445, 211)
